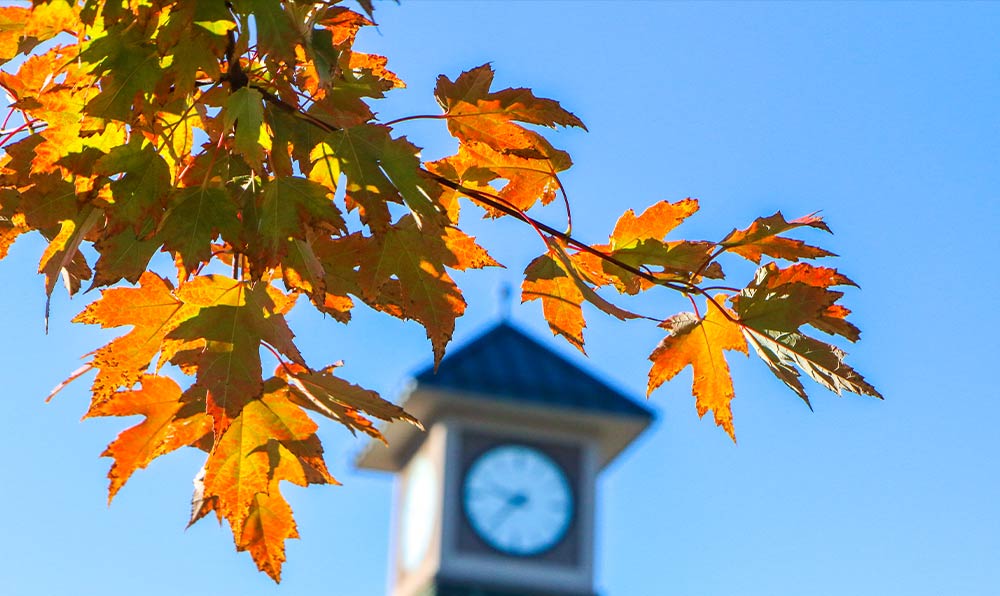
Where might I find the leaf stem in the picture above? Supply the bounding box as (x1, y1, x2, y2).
(382, 114, 447, 127)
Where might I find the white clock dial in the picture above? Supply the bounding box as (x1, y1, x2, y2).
(462, 444, 573, 556)
(400, 455, 437, 571)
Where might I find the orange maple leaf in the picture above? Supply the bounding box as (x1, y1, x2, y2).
(522, 253, 587, 353)
(89, 375, 211, 501)
(722, 212, 835, 263)
(647, 300, 748, 440)
(198, 387, 335, 582)
(609, 198, 700, 250)
(71, 272, 200, 408)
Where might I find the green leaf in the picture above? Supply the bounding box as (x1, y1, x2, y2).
(91, 225, 161, 288)
(168, 283, 304, 426)
(325, 125, 442, 229)
(225, 88, 266, 167)
(81, 27, 162, 120)
(254, 177, 345, 269)
(96, 143, 172, 235)
(158, 186, 241, 272)
(745, 328, 882, 401)
(235, 0, 299, 61)
(721, 212, 835, 263)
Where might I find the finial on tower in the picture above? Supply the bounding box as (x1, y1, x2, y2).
(498, 282, 513, 321)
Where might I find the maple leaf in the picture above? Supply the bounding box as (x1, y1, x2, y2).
(431, 140, 566, 214)
(224, 88, 267, 168)
(235, 0, 301, 62)
(155, 2, 229, 96)
(647, 300, 749, 441)
(158, 185, 242, 272)
(38, 207, 99, 298)
(733, 263, 876, 403)
(94, 142, 172, 235)
(81, 26, 163, 120)
(435, 63, 586, 134)
(733, 262, 859, 341)
(522, 253, 587, 353)
(356, 216, 496, 363)
(743, 328, 882, 404)
(251, 176, 345, 272)
(238, 471, 299, 581)
(0, 2, 77, 64)
(278, 363, 420, 442)
(89, 375, 211, 502)
(321, 125, 442, 229)
(71, 272, 200, 408)
(432, 64, 584, 215)
(197, 384, 335, 580)
(609, 199, 700, 250)
(0, 8, 28, 63)
(168, 279, 304, 433)
(722, 212, 835, 263)
(279, 233, 357, 322)
(91, 222, 161, 288)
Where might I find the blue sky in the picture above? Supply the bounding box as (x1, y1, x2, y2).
(1, 2, 998, 595)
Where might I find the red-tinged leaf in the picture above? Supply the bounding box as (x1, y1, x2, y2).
(349, 52, 404, 89)
(733, 263, 855, 340)
(279, 236, 355, 323)
(722, 211, 835, 263)
(647, 301, 749, 441)
(610, 198, 699, 250)
(434, 64, 578, 178)
(0, 2, 77, 63)
(435, 64, 586, 130)
(811, 304, 860, 342)
(522, 253, 587, 353)
(314, 6, 373, 46)
(0, 216, 26, 260)
(744, 328, 882, 400)
(442, 226, 502, 271)
(761, 261, 858, 289)
(89, 375, 211, 501)
(430, 140, 566, 214)
(0, 8, 29, 62)
(545, 239, 640, 322)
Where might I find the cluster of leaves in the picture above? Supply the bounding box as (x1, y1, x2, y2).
(0, 0, 880, 581)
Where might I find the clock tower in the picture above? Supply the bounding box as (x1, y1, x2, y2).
(357, 322, 654, 596)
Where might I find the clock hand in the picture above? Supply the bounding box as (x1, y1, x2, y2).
(482, 482, 517, 501)
(488, 492, 528, 532)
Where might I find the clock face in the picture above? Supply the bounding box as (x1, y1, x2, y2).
(400, 455, 437, 571)
(462, 444, 574, 557)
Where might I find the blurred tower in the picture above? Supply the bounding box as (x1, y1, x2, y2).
(357, 321, 654, 596)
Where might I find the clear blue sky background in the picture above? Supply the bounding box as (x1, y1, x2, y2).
(1, 2, 997, 595)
